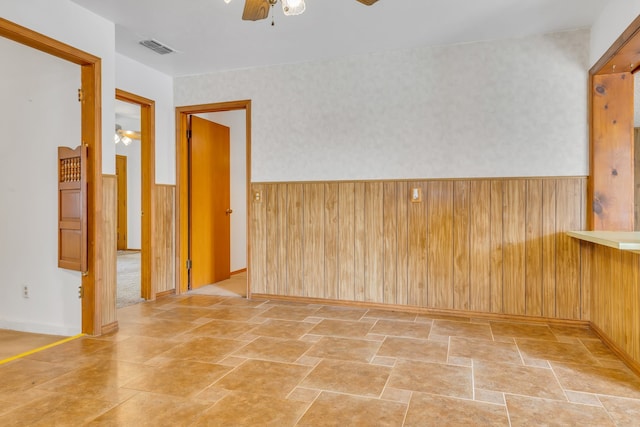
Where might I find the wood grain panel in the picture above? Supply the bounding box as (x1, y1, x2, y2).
(354, 183, 366, 301)
(287, 184, 304, 296)
(250, 184, 267, 294)
(365, 182, 384, 302)
(408, 182, 428, 306)
(383, 182, 398, 304)
(525, 180, 543, 316)
(503, 180, 526, 315)
(102, 175, 117, 327)
(153, 185, 175, 294)
(427, 181, 454, 309)
(555, 179, 583, 319)
(396, 182, 409, 306)
(338, 182, 355, 300)
(453, 181, 470, 311)
(324, 183, 339, 300)
(490, 180, 504, 313)
(304, 183, 325, 298)
(265, 184, 282, 295)
(469, 180, 491, 312)
(542, 180, 557, 317)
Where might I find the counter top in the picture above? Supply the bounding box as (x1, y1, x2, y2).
(567, 231, 640, 252)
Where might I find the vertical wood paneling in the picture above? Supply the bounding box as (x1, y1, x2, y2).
(525, 180, 543, 316)
(396, 182, 409, 305)
(102, 175, 117, 326)
(153, 185, 175, 294)
(303, 183, 325, 298)
(503, 180, 526, 315)
(555, 179, 582, 319)
(287, 184, 304, 296)
(428, 181, 454, 309)
(324, 183, 339, 299)
(408, 182, 428, 306)
(580, 241, 592, 322)
(338, 183, 355, 300)
(469, 181, 491, 312)
(542, 180, 557, 317)
(354, 183, 366, 301)
(250, 184, 267, 294)
(383, 182, 398, 304)
(490, 181, 504, 313)
(453, 181, 470, 311)
(265, 184, 281, 295)
(365, 182, 384, 302)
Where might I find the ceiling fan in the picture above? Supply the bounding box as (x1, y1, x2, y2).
(228, 0, 379, 21)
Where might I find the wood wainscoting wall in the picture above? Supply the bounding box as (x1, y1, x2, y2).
(101, 175, 117, 329)
(250, 177, 587, 321)
(584, 243, 640, 371)
(153, 184, 176, 295)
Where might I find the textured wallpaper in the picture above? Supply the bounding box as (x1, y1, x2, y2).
(175, 29, 590, 182)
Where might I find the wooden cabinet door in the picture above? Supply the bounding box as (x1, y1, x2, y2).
(58, 145, 87, 272)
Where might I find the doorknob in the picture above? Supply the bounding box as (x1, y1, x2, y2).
(226, 209, 233, 215)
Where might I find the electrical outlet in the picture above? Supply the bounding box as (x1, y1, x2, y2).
(23, 285, 29, 298)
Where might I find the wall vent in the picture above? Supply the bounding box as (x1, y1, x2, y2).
(139, 39, 175, 55)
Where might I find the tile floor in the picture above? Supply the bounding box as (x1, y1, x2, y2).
(2, 294, 640, 425)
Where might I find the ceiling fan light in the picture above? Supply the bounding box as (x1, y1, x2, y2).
(282, 0, 305, 16)
(121, 136, 132, 146)
(224, 0, 232, 3)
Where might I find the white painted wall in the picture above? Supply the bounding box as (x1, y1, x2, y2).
(115, 53, 175, 184)
(590, 0, 640, 67)
(0, 0, 115, 335)
(175, 30, 590, 182)
(199, 111, 247, 272)
(0, 37, 82, 335)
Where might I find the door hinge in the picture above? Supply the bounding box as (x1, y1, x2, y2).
(186, 129, 192, 139)
(186, 259, 192, 270)
(78, 285, 84, 299)
(77, 88, 84, 103)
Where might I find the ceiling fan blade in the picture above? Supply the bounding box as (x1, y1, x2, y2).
(243, 0, 271, 21)
(356, 0, 379, 5)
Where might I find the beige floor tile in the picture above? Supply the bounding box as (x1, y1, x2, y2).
(0, 393, 116, 427)
(288, 387, 321, 402)
(297, 391, 407, 426)
(306, 336, 382, 363)
(580, 338, 621, 360)
(214, 359, 311, 398)
(551, 362, 640, 399)
(0, 329, 67, 360)
(151, 306, 216, 322)
(24, 337, 114, 364)
(300, 359, 391, 397)
(114, 318, 199, 339)
(0, 359, 73, 394)
(376, 336, 448, 363)
(369, 319, 431, 339)
(475, 388, 505, 405)
(388, 359, 473, 399)
(122, 359, 231, 397)
(203, 306, 267, 321)
(417, 313, 470, 322)
(160, 336, 246, 363)
(176, 295, 226, 307)
(91, 335, 180, 364)
(450, 336, 522, 364)
(87, 391, 211, 426)
(404, 392, 509, 427)
(564, 390, 602, 406)
(232, 336, 313, 363)
(185, 319, 255, 339)
(431, 319, 493, 340)
(194, 391, 307, 426)
(364, 308, 417, 321)
(0, 389, 56, 416)
(516, 338, 599, 365)
(548, 324, 596, 339)
(505, 394, 615, 427)
(308, 319, 375, 338)
(490, 321, 557, 341)
(473, 360, 566, 400)
(193, 386, 230, 403)
(259, 305, 321, 321)
(380, 387, 412, 403)
(249, 319, 315, 339)
(598, 395, 640, 425)
(313, 305, 368, 320)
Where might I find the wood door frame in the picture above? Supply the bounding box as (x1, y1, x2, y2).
(175, 101, 252, 296)
(115, 155, 128, 250)
(116, 89, 156, 300)
(0, 17, 103, 335)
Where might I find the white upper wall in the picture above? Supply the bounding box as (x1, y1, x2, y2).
(590, 0, 640, 67)
(0, 0, 117, 174)
(115, 53, 175, 184)
(175, 30, 590, 182)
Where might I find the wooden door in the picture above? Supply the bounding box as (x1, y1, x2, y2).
(189, 115, 231, 289)
(115, 155, 128, 250)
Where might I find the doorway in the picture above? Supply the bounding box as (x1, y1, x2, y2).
(176, 101, 251, 297)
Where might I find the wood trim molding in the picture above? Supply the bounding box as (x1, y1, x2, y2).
(100, 321, 119, 335)
(590, 321, 640, 377)
(175, 100, 252, 295)
(116, 89, 156, 300)
(591, 14, 640, 75)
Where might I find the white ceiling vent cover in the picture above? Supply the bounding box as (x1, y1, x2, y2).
(139, 39, 175, 55)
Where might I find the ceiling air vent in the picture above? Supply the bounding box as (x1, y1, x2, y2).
(139, 39, 175, 55)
